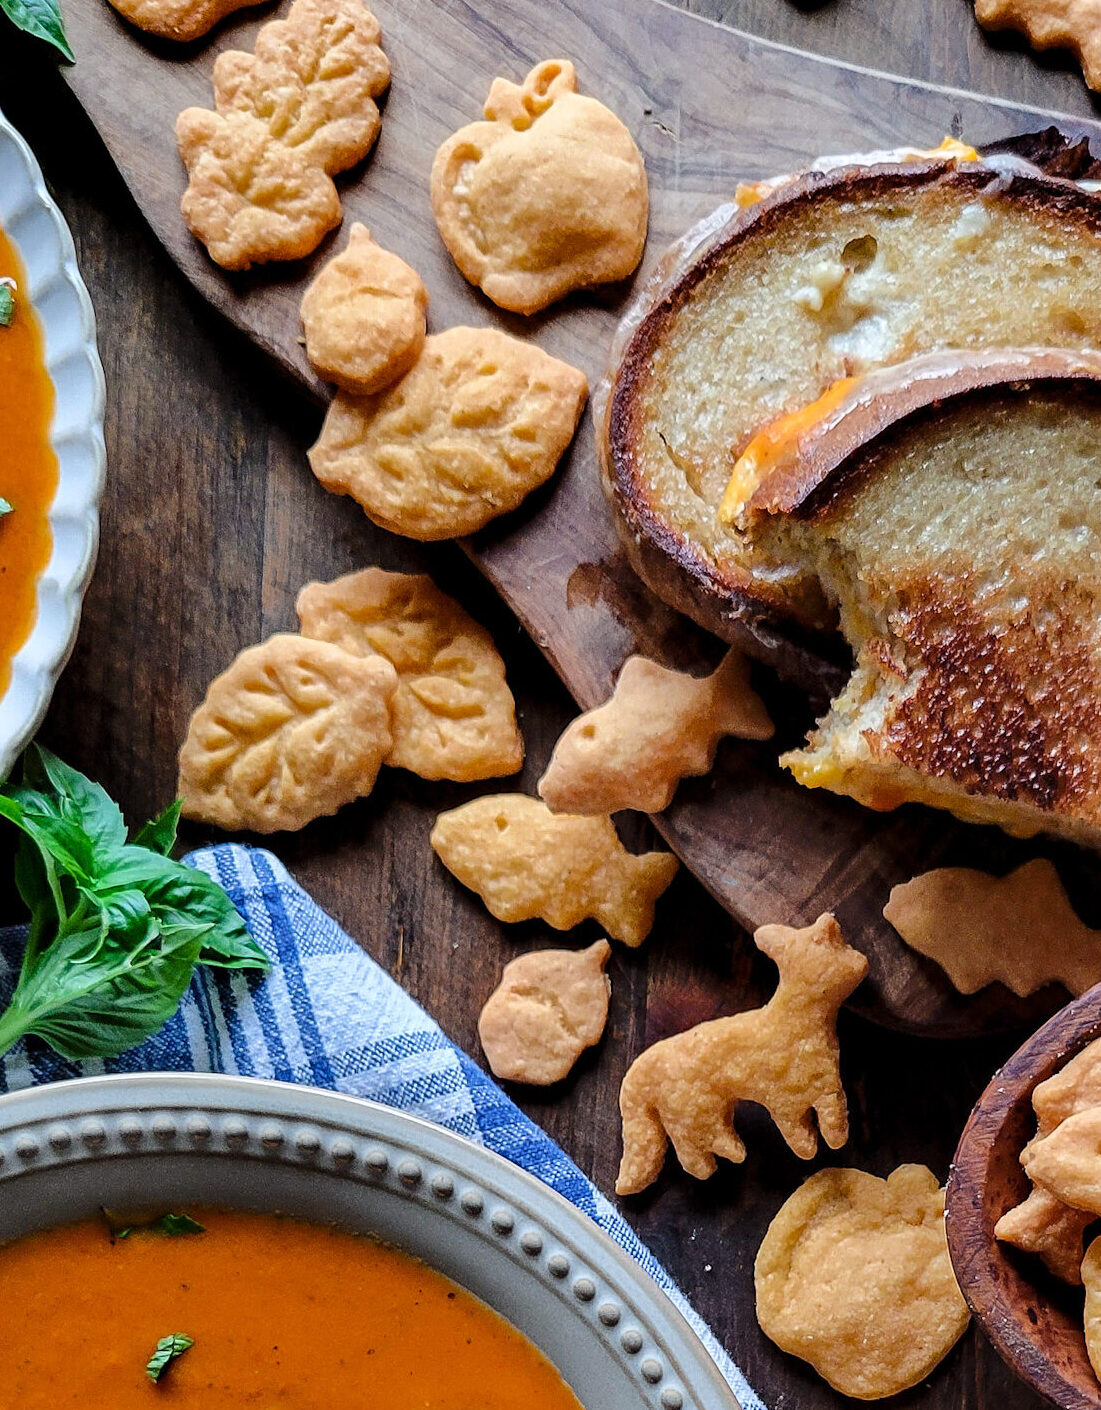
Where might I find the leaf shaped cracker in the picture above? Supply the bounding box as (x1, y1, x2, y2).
(755, 1166, 969, 1400)
(178, 633, 397, 833)
(430, 795, 677, 946)
(617, 915, 867, 1193)
(309, 327, 588, 540)
(1024, 1107, 1101, 1215)
(974, 0, 1101, 91)
(107, 0, 263, 41)
(213, 0, 390, 176)
(431, 60, 648, 314)
(297, 568, 523, 781)
(996, 1036, 1101, 1283)
(478, 939, 611, 1084)
(300, 225, 428, 395)
(884, 858, 1101, 997)
(176, 109, 342, 271)
(538, 650, 773, 815)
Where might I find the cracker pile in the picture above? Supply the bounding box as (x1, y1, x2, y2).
(176, 0, 390, 269)
(885, 859, 1101, 998)
(431, 59, 649, 314)
(179, 568, 522, 829)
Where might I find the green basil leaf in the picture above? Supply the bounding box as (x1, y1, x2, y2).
(146, 1335, 194, 1383)
(0, 924, 202, 1060)
(23, 744, 126, 867)
(0, 286, 13, 328)
(120, 1212, 205, 1239)
(133, 799, 182, 857)
(0, 0, 74, 59)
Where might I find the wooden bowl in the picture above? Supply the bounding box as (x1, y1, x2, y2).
(946, 983, 1101, 1408)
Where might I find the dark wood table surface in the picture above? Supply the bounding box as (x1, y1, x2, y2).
(4, 2, 1101, 1406)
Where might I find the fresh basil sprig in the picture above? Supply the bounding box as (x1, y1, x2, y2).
(0, 746, 269, 1060)
(0, 0, 73, 60)
(146, 1334, 194, 1383)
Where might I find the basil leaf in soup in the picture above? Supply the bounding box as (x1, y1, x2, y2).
(146, 1335, 194, 1383)
(0, 287, 13, 327)
(0, 0, 74, 59)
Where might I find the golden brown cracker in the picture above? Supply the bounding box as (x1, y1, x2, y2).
(974, 0, 1101, 91)
(1024, 1107, 1101, 1216)
(176, 108, 342, 271)
(538, 650, 773, 815)
(308, 327, 588, 540)
(883, 859, 1101, 997)
(431, 60, 648, 314)
(178, 633, 397, 833)
(1082, 1239, 1101, 1379)
(212, 0, 389, 176)
(296, 567, 523, 781)
(994, 1186, 1094, 1285)
(107, 0, 263, 41)
(300, 225, 428, 395)
(477, 939, 611, 1085)
(754, 1165, 969, 1400)
(430, 795, 677, 946)
(616, 915, 867, 1193)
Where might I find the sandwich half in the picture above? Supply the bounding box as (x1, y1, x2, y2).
(604, 157, 1101, 669)
(735, 348, 1101, 848)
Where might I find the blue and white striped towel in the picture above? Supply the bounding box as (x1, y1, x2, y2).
(0, 841, 763, 1410)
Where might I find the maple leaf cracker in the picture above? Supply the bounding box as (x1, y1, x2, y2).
(884, 858, 1101, 997)
(178, 633, 397, 833)
(538, 650, 773, 815)
(431, 59, 648, 314)
(755, 1165, 969, 1399)
(300, 225, 428, 395)
(974, 0, 1101, 91)
(107, 0, 263, 41)
(309, 327, 588, 540)
(430, 795, 677, 947)
(297, 568, 523, 782)
(616, 915, 867, 1193)
(478, 940, 611, 1085)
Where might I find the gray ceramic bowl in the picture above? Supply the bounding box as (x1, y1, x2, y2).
(0, 1073, 740, 1410)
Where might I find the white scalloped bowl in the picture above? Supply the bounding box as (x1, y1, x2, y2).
(0, 109, 106, 781)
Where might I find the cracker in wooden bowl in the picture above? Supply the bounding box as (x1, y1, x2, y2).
(297, 567, 522, 781)
(431, 59, 648, 314)
(478, 939, 611, 1085)
(430, 795, 677, 946)
(309, 327, 587, 540)
(755, 1165, 969, 1399)
(538, 650, 773, 815)
(178, 633, 396, 833)
(616, 915, 867, 1193)
(300, 225, 428, 395)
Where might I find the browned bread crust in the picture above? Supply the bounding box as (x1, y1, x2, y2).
(603, 161, 1101, 668)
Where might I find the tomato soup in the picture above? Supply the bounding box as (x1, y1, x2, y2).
(0, 1209, 586, 1410)
(0, 225, 57, 701)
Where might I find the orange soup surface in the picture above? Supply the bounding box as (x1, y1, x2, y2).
(0, 225, 57, 700)
(0, 1209, 586, 1410)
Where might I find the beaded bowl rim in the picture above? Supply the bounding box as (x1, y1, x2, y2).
(0, 1072, 740, 1410)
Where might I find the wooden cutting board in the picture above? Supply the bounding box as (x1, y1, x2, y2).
(52, 0, 1101, 1035)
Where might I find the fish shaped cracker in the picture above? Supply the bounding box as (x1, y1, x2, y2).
(478, 940, 611, 1085)
(616, 915, 867, 1193)
(430, 795, 677, 946)
(884, 858, 1101, 997)
(538, 650, 773, 815)
(297, 567, 523, 782)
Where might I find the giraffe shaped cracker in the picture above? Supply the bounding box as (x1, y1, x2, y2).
(430, 795, 677, 947)
(617, 914, 867, 1194)
(431, 59, 648, 314)
(538, 650, 773, 815)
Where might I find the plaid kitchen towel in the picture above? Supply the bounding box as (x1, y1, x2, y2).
(0, 841, 763, 1410)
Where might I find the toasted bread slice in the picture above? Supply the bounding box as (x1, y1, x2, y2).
(740, 350, 1101, 847)
(604, 160, 1101, 666)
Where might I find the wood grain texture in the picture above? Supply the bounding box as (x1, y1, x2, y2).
(2, 0, 1101, 1406)
(45, 0, 1101, 1037)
